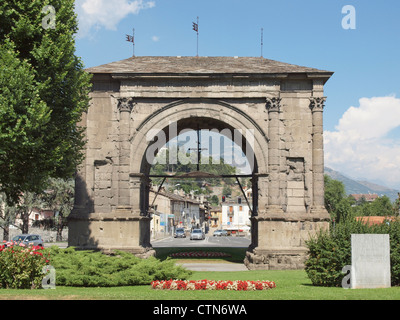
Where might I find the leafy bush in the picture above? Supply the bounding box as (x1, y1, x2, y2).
(305, 219, 400, 287)
(48, 247, 192, 287)
(0, 243, 50, 289)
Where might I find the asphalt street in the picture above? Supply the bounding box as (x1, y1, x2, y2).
(151, 234, 251, 248)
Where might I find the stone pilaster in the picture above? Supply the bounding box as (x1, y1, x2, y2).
(73, 110, 88, 214)
(265, 97, 284, 214)
(309, 97, 328, 214)
(117, 97, 134, 209)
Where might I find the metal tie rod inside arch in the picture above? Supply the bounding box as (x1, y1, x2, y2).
(148, 171, 254, 215)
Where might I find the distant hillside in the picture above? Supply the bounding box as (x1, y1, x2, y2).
(324, 167, 399, 202)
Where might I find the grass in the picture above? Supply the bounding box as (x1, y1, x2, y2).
(1, 246, 399, 300)
(0, 269, 399, 300)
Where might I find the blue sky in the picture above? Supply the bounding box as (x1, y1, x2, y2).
(74, 0, 400, 190)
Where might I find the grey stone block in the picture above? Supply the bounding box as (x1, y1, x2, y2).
(351, 234, 391, 289)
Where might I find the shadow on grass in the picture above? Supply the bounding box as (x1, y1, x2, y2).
(154, 246, 247, 263)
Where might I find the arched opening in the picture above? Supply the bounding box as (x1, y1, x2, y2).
(129, 99, 270, 255)
(140, 116, 259, 252)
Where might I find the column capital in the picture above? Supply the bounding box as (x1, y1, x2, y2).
(309, 97, 326, 112)
(266, 97, 282, 112)
(117, 97, 135, 113)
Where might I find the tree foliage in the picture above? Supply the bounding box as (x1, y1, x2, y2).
(0, 39, 51, 204)
(0, 0, 91, 204)
(307, 176, 400, 286)
(48, 247, 192, 287)
(324, 175, 352, 223)
(150, 147, 237, 195)
(305, 219, 400, 287)
(40, 178, 74, 241)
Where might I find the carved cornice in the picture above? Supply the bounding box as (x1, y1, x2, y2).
(117, 97, 135, 112)
(309, 97, 326, 112)
(265, 97, 282, 112)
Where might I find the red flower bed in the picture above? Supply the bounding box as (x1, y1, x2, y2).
(151, 279, 276, 291)
(0, 241, 50, 289)
(169, 251, 231, 258)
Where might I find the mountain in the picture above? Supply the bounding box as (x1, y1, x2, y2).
(324, 167, 399, 202)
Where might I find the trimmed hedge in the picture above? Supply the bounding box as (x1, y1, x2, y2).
(305, 219, 400, 287)
(48, 247, 192, 287)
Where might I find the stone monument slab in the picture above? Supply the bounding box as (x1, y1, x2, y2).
(351, 234, 391, 289)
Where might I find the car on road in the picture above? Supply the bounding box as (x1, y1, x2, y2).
(11, 234, 44, 247)
(174, 228, 186, 238)
(190, 228, 205, 240)
(213, 229, 228, 237)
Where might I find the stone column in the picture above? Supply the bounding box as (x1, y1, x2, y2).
(309, 97, 327, 213)
(117, 97, 134, 210)
(265, 97, 283, 214)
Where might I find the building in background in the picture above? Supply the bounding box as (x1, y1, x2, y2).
(350, 194, 379, 203)
(221, 197, 251, 234)
(149, 187, 205, 238)
(209, 206, 222, 228)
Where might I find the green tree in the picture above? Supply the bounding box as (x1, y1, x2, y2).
(40, 178, 74, 241)
(0, 39, 51, 204)
(0, 1, 91, 204)
(0, 193, 17, 241)
(222, 184, 232, 198)
(352, 195, 394, 217)
(209, 195, 220, 206)
(394, 193, 400, 217)
(370, 195, 394, 216)
(324, 175, 351, 223)
(150, 147, 237, 194)
(14, 191, 42, 234)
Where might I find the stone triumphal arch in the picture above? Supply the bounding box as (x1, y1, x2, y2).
(68, 56, 333, 269)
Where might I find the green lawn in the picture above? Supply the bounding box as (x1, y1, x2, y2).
(0, 269, 399, 300)
(1, 247, 398, 300)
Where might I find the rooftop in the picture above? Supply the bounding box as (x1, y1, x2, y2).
(86, 56, 333, 76)
(350, 194, 379, 202)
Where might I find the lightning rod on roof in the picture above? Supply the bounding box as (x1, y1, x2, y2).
(261, 28, 264, 58)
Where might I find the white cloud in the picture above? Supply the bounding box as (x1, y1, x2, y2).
(324, 95, 400, 190)
(75, 0, 155, 38)
(152, 35, 160, 42)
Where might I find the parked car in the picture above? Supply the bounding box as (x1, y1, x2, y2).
(213, 229, 228, 237)
(190, 228, 205, 240)
(174, 228, 186, 238)
(11, 234, 44, 247)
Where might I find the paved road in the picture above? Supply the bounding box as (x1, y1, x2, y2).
(152, 234, 251, 248)
(43, 236, 251, 249)
(44, 242, 68, 248)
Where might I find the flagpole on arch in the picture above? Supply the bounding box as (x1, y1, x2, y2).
(192, 16, 199, 57)
(126, 28, 135, 57)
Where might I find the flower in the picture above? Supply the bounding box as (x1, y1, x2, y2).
(169, 251, 232, 258)
(151, 279, 276, 291)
